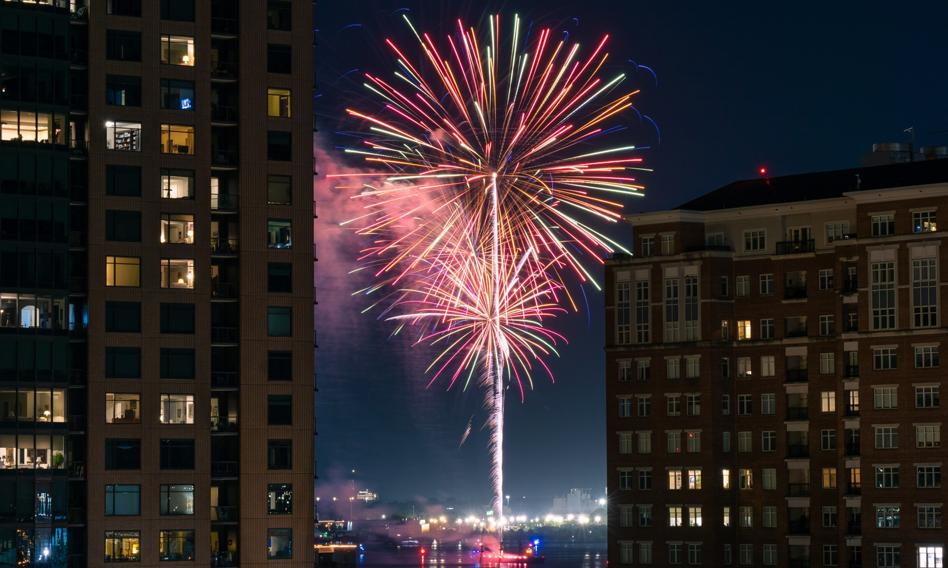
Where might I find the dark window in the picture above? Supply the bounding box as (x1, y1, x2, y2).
(267, 395, 292, 425)
(267, 483, 293, 514)
(267, 44, 291, 73)
(267, 1, 292, 30)
(267, 263, 292, 293)
(106, 165, 141, 196)
(267, 528, 292, 559)
(267, 174, 292, 205)
(160, 0, 195, 21)
(159, 439, 195, 469)
(106, 347, 141, 379)
(107, 0, 141, 16)
(268, 351, 292, 381)
(105, 301, 141, 333)
(267, 306, 291, 337)
(160, 79, 195, 111)
(106, 75, 142, 107)
(267, 439, 292, 469)
(105, 438, 141, 470)
(267, 131, 292, 161)
(160, 303, 195, 334)
(160, 348, 195, 379)
(105, 210, 141, 242)
(106, 30, 142, 62)
(105, 484, 141, 516)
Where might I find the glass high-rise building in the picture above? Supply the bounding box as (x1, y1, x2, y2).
(0, 1, 315, 565)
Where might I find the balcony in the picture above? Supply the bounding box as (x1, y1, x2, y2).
(211, 460, 238, 478)
(785, 369, 808, 382)
(846, 522, 862, 535)
(211, 60, 238, 80)
(784, 285, 808, 300)
(212, 553, 239, 568)
(845, 365, 859, 378)
(786, 407, 809, 421)
(787, 483, 810, 497)
(211, 193, 239, 211)
(211, 281, 238, 299)
(211, 105, 238, 123)
(787, 519, 810, 534)
(841, 278, 858, 295)
(786, 444, 809, 458)
(211, 326, 238, 344)
(844, 406, 860, 418)
(845, 443, 860, 457)
(210, 237, 239, 255)
(211, 416, 238, 433)
(211, 371, 238, 388)
(212, 149, 238, 167)
(845, 484, 862, 496)
(785, 326, 808, 338)
(211, 505, 238, 522)
(788, 560, 812, 568)
(211, 17, 238, 35)
(776, 239, 815, 255)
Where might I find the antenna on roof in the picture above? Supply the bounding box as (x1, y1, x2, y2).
(904, 126, 916, 161)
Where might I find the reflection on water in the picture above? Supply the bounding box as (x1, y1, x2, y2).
(358, 544, 606, 567)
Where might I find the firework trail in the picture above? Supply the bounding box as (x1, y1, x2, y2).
(330, 13, 648, 535)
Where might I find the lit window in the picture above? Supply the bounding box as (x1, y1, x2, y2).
(913, 210, 937, 233)
(160, 394, 195, 424)
(267, 88, 292, 118)
(918, 545, 944, 568)
(667, 505, 683, 527)
(160, 214, 194, 244)
(105, 531, 141, 563)
(161, 169, 194, 199)
(668, 469, 682, 490)
(159, 529, 195, 561)
(267, 483, 293, 514)
(822, 467, 837, 488)
(105, 393, 140, 424)
(820, 391, 836, 413)
(160, 259, 195, 289)
(105, 256, 140, 287)
(160, 34, 195, 66)
(916, 424, 941, 448)
(736, 320, 751, 340)
(268, 219, 293, 248)
(267, 528, 293, 559)
(160, 484, 195, 516)
(0, 109, 66, 144)
(105, 121, 142, 151)
(160, 124, 194, 154)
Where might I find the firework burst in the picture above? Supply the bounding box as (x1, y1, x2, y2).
(331, 12, 648, 532)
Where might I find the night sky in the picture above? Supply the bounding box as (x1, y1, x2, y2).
(313, 0, 948, 509)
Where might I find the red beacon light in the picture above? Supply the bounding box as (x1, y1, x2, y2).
(758, 166, 768, 176)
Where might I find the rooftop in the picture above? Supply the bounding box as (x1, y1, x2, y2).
(676, 157, 948, 211)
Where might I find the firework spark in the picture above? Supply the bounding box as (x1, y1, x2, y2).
(331, 13, 647, 533)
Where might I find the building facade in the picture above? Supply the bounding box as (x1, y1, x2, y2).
(606, 158, 948, 568)
(2, 0, 315, 565)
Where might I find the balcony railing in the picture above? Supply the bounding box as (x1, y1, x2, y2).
(211, 281, 238, 298)
(211, 326, 239, 344)
(210, 237, 239, 255)
(846, 522, 862, 535)
(211, 417, 239, 433)
(211, 505, 238, 522)
(776, 239, 815, 255)
(211, 105, 238, 123)
(211, 17, 238, 35)
(784, 285, 808, 299)
(786, 407, 809, 420)
(211, 61, 238, 80)
(786, 444, 809, 458)
(841, 278, 858, 294)
(787, 483, 810, 497)
(787, 519, 810, 534)
(212, 552, 239, 567)
(211, 371, 238, 388)
(845, 484, 862, 496)
(211, 461, 238, 478)
(212, 149, 238, 166)
(785, 326, 808, 338)
(844, 406, 860, 418)
(785, 369, 808, 382)
(211, 193, 239, 211)
(845, 365, 860, 378)
(845, 443, 860, 457)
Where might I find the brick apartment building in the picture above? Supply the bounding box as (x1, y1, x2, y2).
(1, 0, 315, 565)
(606, 155, 948, 568)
